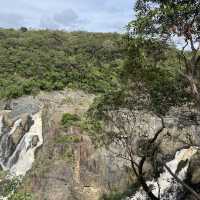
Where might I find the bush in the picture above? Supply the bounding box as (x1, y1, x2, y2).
(61, 113, 81, 128)
(0, 177, 33, 200)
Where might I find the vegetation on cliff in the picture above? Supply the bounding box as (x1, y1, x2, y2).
(99, 1, 200, 200)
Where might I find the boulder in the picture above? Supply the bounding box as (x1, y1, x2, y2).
(11, 114, 33, 145)
(32, 135, 39, 147)
(7, 96, 40, 119)
(189, 152, 200, 184)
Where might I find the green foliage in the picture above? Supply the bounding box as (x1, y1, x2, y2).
(100, 192, 124, 200)
(8, 192, 32, 200)
(79, 115, 104, 146)
(1, 179, 18, 197)
(61, 113, 81, 128)
(55, 134, 80, 144)
(129, 1, 200, 106)
(88, 90, 126, 120)
(0, 29, 124, 99)
(122, 37, 191, 114)
(130, 0, 200, 41)
(0, 177, 33, 200)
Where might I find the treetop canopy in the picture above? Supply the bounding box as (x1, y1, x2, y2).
(129, 0, 200, 49)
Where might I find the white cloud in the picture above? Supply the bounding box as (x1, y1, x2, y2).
(0, 0, 135, 32)
(54, 9, 79, 27)
(0, 13, 24, 28)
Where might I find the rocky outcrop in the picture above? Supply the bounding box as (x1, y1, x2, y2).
(0, 89, 200, 200)
(158, 106, 200, 156)
(16, 89, 132, 200)
(11, 114, 33, 146)
(102, 107, 200, 199)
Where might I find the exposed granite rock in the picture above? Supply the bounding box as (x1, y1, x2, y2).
(7, 97, 40, 119)
(11, 114, 33, 145)
(189, 152, 200, 184)
(1, 90, 200, 200)
(158, 106, 200, 156)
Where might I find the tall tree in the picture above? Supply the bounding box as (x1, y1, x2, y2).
(129, 0, 200, 105)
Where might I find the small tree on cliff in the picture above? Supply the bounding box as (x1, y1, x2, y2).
(100, 108, 200, 200)
(98, 1, 200, 199)
(129, 0, 200, 106)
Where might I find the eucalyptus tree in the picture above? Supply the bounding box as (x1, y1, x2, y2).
(129, 0, 200, 105)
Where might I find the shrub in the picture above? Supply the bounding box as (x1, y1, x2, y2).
(61, 113, 81, 128)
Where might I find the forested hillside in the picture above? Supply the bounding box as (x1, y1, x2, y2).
(1, 0, 200, 200)
(0, 29, 125, 98)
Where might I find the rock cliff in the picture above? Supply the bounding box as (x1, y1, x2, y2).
(0, 89, 200, 200)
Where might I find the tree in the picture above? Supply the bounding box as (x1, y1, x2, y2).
(109, 1, 200, 199)
(20, 27, 28, 32)
(122, 37, 190, 114)
(129, 0, 200, 106)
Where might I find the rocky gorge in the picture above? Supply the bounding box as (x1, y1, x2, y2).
(0, 89, 200, 200)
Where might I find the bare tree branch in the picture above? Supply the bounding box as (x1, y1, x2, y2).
(163, 163, 200, 200)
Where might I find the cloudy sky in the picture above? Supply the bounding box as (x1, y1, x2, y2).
(0, 0, 135, 32)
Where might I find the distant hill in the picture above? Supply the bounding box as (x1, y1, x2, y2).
(0, 29, 125, 98)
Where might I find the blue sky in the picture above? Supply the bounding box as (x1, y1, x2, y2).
(0, 0, 135, 32)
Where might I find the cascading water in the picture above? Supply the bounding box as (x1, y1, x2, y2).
(9, 112, 43, 176)
(0, 111, 43, 176)
(0, 117, 22, 171)
(127, 147, 198, 200)
(0, 111, 43, 199)
(0, 108, 43, 200)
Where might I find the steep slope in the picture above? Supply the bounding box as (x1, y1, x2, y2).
(0, 29, 124, 98)
(0, 89, 133, 200)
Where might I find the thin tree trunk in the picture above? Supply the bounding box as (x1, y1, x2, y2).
(138, 157, 159, 200)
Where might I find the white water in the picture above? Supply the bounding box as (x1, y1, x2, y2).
(9, 112, 43, 176)
(0, 116, 22, 137)
(128, 147, 198, 200)
(0, 111, 43, 199)
(0, 112, 43, 176)
(0, 116, 3, 136)
(0, 117, 22, 171)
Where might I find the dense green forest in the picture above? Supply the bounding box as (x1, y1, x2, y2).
(0, 28, 190, 114)
(0, 29, 125, 98)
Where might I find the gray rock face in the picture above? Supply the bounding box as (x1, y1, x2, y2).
(8, 97, 40, 119)
(11, 114, 33, 145)
(159, 107, 200, 157)
(189, 152, 200, 184)
(1, 91, 200, 200)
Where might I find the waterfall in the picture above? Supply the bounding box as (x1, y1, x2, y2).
(0, 111, 43, 176)
(128, 147, 198, 200)
(0, 111, 43, 199)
